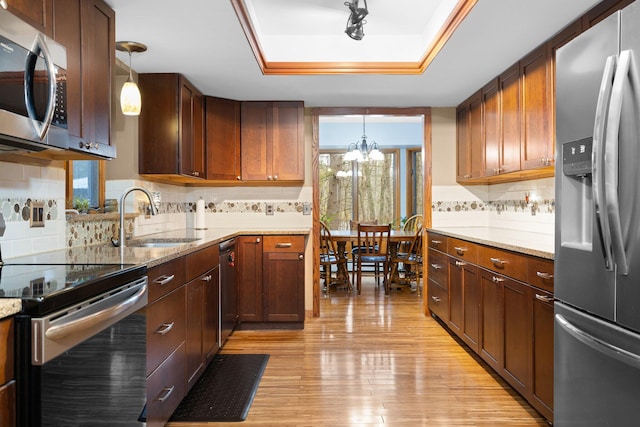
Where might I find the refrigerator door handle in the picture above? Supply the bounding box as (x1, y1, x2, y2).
(593, 55, 617, 271)
(556, 313, 640, 369)
(604, 49, 634, 275)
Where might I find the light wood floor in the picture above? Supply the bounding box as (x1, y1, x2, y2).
(168, 279, 548, 427)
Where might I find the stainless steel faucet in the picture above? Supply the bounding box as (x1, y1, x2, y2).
(114, 186, 157, 247)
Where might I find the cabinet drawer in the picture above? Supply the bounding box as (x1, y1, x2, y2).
(428, 280, 449, 321)
(478, 246, 528, 282)
(447, 237, 478, 263)
(147, 286, 186, 376)
(147, 257, 186, 304)
(146, 343, 186, 427)
(427, 249, 448, 287)
(0, 318, 13, 384)
(263, 235, 305, 252)
(427, 232, 447, 251)
(185, 244, 218, 282)
(528, 257, 554, 293)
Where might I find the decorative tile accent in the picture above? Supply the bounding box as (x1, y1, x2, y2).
(1, 197, 59, 222)
(432, 199, 555, 214)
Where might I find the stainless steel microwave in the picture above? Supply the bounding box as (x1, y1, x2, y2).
(0, 7, 68, 153)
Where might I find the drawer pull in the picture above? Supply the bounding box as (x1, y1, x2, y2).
(431, 296, 441, 302)
(430, 263, 442, 270)
(492, 276, 505, 283)
(431, 239, 442, 246)
(536, 271, 554, 280)
(275, 242, 292, 248)
(455, 261, 466, 267)
(155, 322, 175, 335)
(202, 274, 212, 282)
(535, 294, 554, 303)
(154, 274, 175, 286)
(489, 257, 506, 266)
(454, 246, 467, 254)
(155, 386, 175, 402)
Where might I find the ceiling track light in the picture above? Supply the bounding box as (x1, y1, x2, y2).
(116, 41, 147, 116)
(344, 0, 368, 41)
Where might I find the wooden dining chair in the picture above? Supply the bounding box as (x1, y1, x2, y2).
(403, 214, 423, 232)
(354, 224, 391, 295)
(349, 219, 378, 277)
(320, 221, 351, 294)
(388, 225, 424, 295)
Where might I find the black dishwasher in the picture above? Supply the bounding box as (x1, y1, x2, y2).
(219, 238, 237, 347)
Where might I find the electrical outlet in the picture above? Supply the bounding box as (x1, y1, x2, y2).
(266, 203, 274, 215)
(30, 201, 45, 228)
(303, 202, 311, 215)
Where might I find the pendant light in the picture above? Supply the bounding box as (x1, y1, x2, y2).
(344, 116, 383, 162)
(116, 41, 147, 116)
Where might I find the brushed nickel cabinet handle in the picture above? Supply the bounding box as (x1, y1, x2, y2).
(490, 257, 505, 266)
(492, 276, 504, 283)
(155, 386, 175, 402)
(536, 271, 554, 280)
(154, 274, 175, 286)
(455, 261, 466, 267)
(155, 322, 175, 335)
(430, 263, 442, 270)
(431, 296, 441, 302)
(535, 294, 553, 303)
(275, 242, 292, 248)
(431, 239, 442, 246)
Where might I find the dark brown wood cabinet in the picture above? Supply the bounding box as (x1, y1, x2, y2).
(52, 0, 116, 159)
(0, 317, 15, 427)
(427, 243, 449, 322)
(531, 288, 554, 421)
(262, 235, 305, 322)
(240, 101, 304, 182)
(502, 278, 533, 398)
(138, 73, 205, 182)
(6, 0, 52, 36)
(205, 97, 241, 181)
(479, 268, 504, 373)
(498, 63, 522, 174)
(237, 235, 264, 322)
(482, 78, 500, 177)
(520, 45, 553, 170)
(237, 235, 306, 327)
(185, 245, 219, 391)
(455, 103, 471, 182)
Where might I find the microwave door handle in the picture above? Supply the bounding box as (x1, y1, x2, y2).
(556, 314, 640, 369)
(24, 34, 56, 140)
(604, 50, 633, 275)
(593, 55, 616, 271)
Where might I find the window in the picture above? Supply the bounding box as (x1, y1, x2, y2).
(319, 150, 399, 228)
(66, 160, 105, 211)
(407, 148, 423, 216)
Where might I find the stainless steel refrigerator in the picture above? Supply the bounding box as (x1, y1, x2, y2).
(555, 1, 640, 425)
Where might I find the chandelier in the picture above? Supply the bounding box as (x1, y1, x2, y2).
(344, 0, 368, 40)
(344, 116, 384, 162)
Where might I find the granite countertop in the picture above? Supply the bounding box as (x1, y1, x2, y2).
(426, 226, 554, 260)
(0, 227, 311, 319)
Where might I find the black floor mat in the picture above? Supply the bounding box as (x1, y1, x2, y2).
(169, 353, 269, 422)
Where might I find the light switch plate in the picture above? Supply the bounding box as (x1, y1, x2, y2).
(30, 201, 45, 227)
(303, 202, 311, 215)
(266, 203, 274, 215)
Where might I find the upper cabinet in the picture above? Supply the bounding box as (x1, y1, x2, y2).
(6, 0, 52, 36)
(241, 101, 304, 182)
(138, 73, 205, 183)
(52, 0, 116, 159)
(205, 97, 241, 181)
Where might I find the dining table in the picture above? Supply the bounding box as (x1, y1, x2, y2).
(329, 229, 419, 294)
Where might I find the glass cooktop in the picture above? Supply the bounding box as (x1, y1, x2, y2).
(0, 263, 147, 315)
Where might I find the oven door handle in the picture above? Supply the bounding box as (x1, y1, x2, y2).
(45, 283, 147, 341)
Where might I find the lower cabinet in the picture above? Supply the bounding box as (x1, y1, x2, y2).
(426, 231, 554, 423)
(238, 235, 306, 327)
(0, 317, 15, 427)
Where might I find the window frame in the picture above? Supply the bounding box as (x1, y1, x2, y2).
(65, 160, 106, 210)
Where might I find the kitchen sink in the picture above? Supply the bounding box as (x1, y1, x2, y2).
(127, 237, 201, 248)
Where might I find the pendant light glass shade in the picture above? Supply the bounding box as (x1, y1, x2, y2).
(120, 78, 141, 116)
(344, 116, 383, 162)
(115, 41, 147, 116)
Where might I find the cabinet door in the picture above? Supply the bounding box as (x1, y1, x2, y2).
(483, 78, 500, 177)
(185, 277, 205, 389)
(6, 0, 52, 35)
(206, 97, 241, 181)
(456, 103, 472, 182)
(0, 380, 16, 427)
(479, 268, 504, 372)
(237, 236, 264, 322)
(263, 250, 305, 322)
(521, 45, 553, 170)
(240, 102, 270, 181)
(180, 81, 205, 179)
(271, 101, 304, 181)
(203, 265, 220, 362)
(461, 262, 480, 353)
(532, 289, 554, 421)
(502, 278, 533, 399)
(448, 255, 464, 336)
(469, 90, 485, 179)
(52, 0, 115, 159)
(499, 63, 522, 174)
